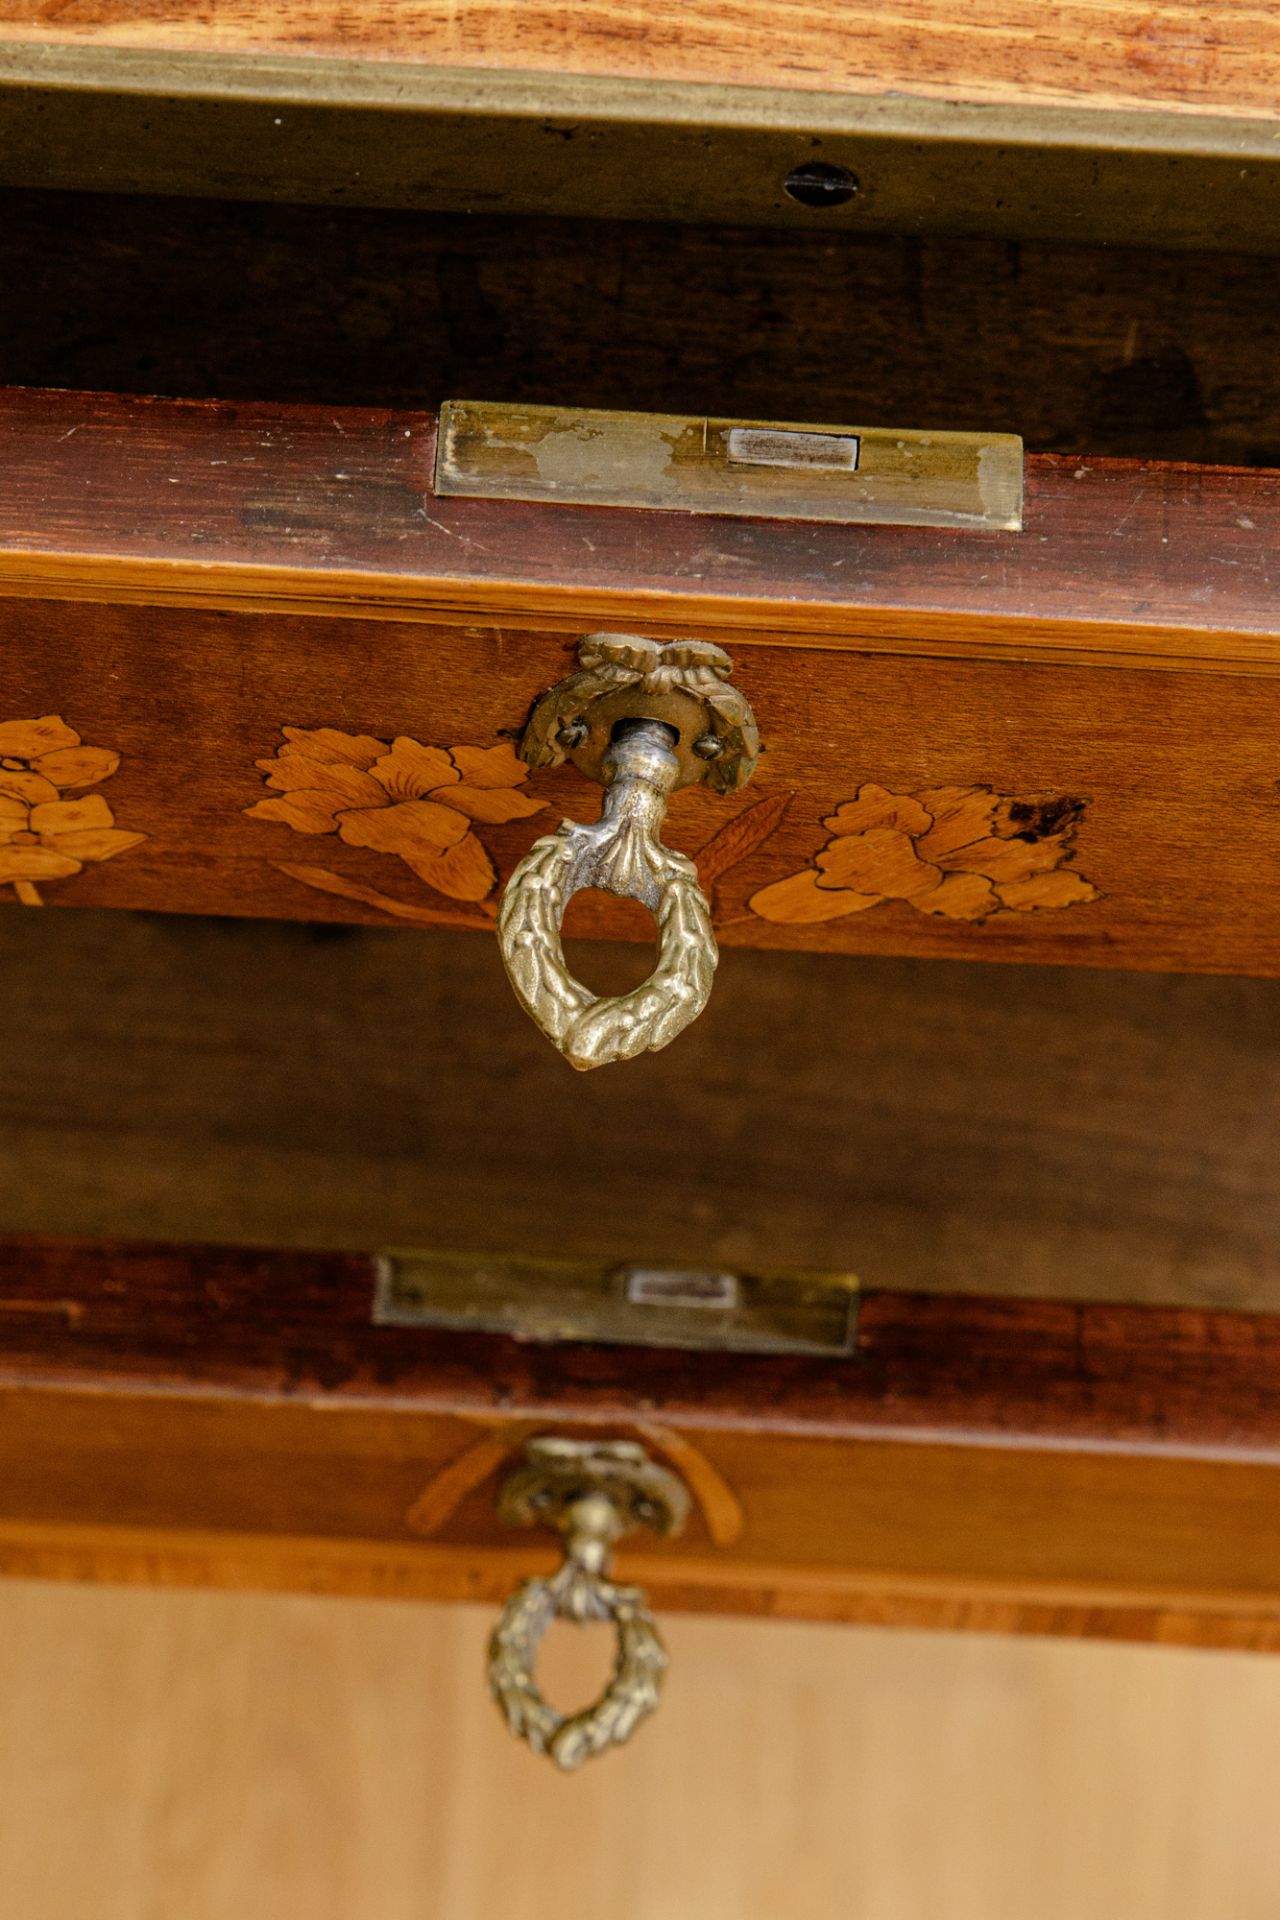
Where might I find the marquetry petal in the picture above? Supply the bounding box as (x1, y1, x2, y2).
(245, 792, 346, 835)
(338, 797, 470, 862)
(30, 746, 121, 790)
(913, 787, 999, 860)
(368, 738, 460, 801)
(445, 784, 545, 824)
(937, 833, 1073, 883)
(399, 831, 497, 902)
(279, 726, 386, 768)
(997, 872, 1101, 911)
(50, 828, 147, 864)
(259, 754, 388, 810)
(822, 785, 933, 838)
(447, 743, 532, 790)
(817, 826, 942, 899)
(749, 869, 881, 923)
(29, 795, 115, 837)
(911, 872, 1001, 920)
(0, 846, 82, 881)
(0, 796, 26, 839)
(0, 770, 60, 808)
(0, 716, 79, 760)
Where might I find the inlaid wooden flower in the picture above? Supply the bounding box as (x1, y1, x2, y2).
(247, 726, 546, 920)
(750, 783, 1098, 925)
(0, 715, 146, 906)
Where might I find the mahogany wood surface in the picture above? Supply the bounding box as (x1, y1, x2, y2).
(2, 1236, 1280, 1648)
(5, 1236, 1280, 1453)
(3, 390, 1280, 973)
(0, 387, 1277, 662)
(0, 1, 1277, 121)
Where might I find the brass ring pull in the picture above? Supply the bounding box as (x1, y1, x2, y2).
(488, 1437, 689, 1770)
(498, 720, 716, 1071)
(498, 635, 759, 1071)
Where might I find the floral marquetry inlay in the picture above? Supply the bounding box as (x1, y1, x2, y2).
(0, 715, 146, 906)
(246, 727, 547, 926)
(750, 783, 1099, 926)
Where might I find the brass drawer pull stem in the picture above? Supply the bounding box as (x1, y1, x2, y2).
(498, 634, 759, 1069)
(488, 1437, 689, 1770)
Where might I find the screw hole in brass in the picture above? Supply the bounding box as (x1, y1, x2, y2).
(784, 161, 859, 208)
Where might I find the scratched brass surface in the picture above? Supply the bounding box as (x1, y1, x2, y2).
(436, 401, 1024, 529)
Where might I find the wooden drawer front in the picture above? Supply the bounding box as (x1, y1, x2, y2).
(4, 387, 1280, 977)
(5, 1237, 1280, 1652)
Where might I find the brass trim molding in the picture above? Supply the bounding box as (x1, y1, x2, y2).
(1, 45, 1279, 251)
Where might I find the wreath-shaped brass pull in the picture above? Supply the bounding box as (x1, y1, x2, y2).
(498, 635, 759, 1071)
(488, 1437, 690, 1770)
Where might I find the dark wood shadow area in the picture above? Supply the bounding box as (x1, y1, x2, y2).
(1, 907, 1277, 1311)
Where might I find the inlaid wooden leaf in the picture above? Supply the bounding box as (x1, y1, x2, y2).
(695, 791, 791, 890)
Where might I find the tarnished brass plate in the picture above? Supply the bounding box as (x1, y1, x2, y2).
(375, 1249, 858, 1355)
(435, 400, 1023, 530)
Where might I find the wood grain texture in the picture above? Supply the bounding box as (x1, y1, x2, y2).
(12, 1521, 1280, 1650)
(4, 1237, 1280, 1644)
(0, 607, 1272, 969)
(0, 0, 1278, 120)
(5, 1588, 1280, 1920)
(2, 196, 1277, 468)
(2, 909, 1279, 1313)
(0, 387, 1278, 662)
(6, 1235, 1280, 1455)
(4, 390, 1280, 973)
